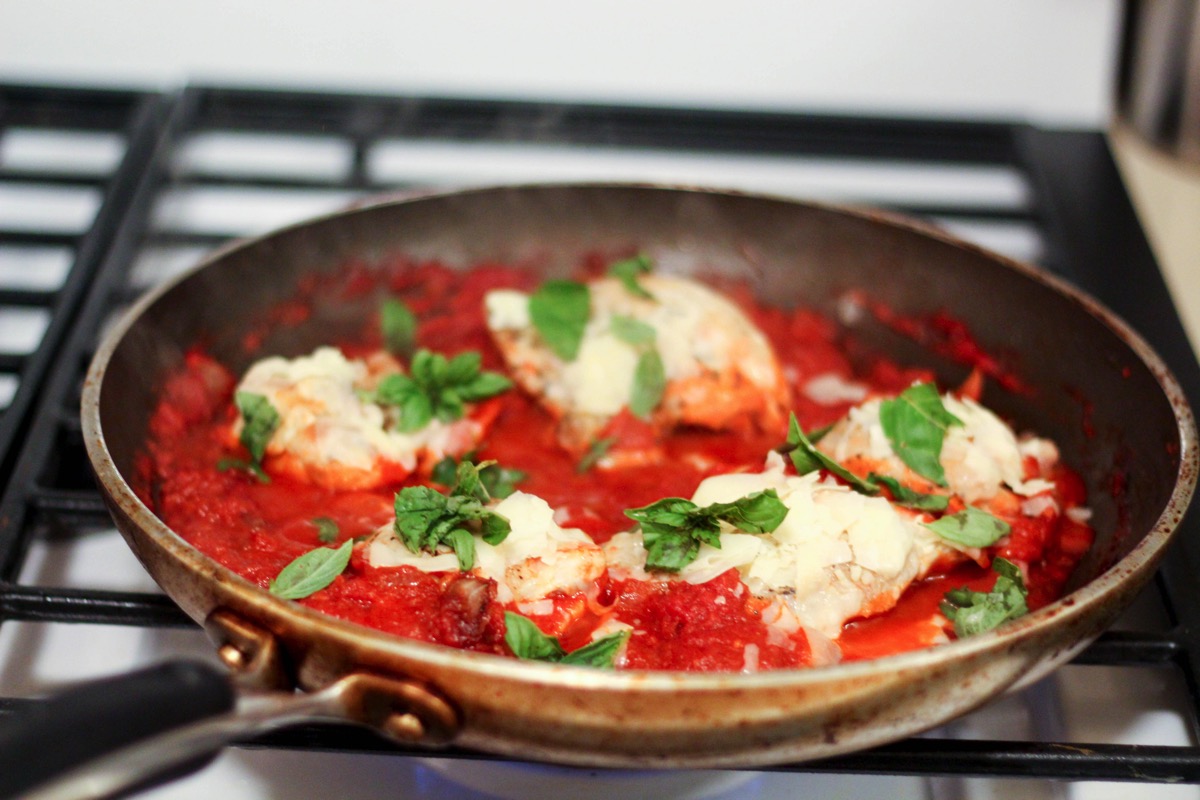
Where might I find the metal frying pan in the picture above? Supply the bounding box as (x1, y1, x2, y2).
(3, 184, 1194, 798)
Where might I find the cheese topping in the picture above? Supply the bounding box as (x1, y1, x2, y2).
(605, 453, 953, 638)
(367, 490, 604, 604)
(818, 392, 1056, 504)
(233, 346, 482, 489)
(485, 273, 788, 447)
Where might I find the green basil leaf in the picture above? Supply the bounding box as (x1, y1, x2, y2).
(234, 391, 280, 464)
(312, 516, 340, 544)
(939, 557, 1028, 637)
(394, 486, 454, 554)
(879, 383, 962, 486)
(641, 528, 702, 572)
(782, 414, 878, 496)
(560, 630, 629, 668)
(867, 473, 950, 511)
(608, 254, 655, 300)
(448, 527, 476, 571)
(381, 297, 418, 358)
(430, 455, 457, 486)
(626, 491, 785, 572)
(925, 507, 1011, 548)
(504, 612, 566, 661)
(629, 348, 666, 419)
(375, 350, 508, 430)
(576, 437, 616, 473)
(704, 489, 790, 534)
(529, 280, 590, 361)
(216, 457, 270, 484)
(269, 539, 354, 600)
(610, 315, 657, 345)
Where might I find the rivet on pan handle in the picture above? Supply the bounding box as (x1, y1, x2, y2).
(333, 673, 462, 745)
(204, 608, 293, 691)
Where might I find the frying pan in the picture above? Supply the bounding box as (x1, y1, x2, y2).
(2, 184, 1194, 798)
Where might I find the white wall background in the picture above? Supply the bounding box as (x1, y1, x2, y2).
(0, 0, 1123, 125)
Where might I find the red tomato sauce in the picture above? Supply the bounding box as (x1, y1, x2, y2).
(137, 259, 1094, 672)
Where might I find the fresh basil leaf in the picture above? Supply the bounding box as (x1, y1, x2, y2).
(610, 315, 657, 345)
(704, 490, 790, 533)
(939, 557, 1028, 637)
(269, 539, 354, 600)
(529, 280, 590, 361)
(312, 516, 340, 544)
(504, 612, 627, 668)
(867, 473, 950, 512)
(782, 414, 878, 496)
(641, 527, 703, 572)
(375, 349, 510, 431)
(629, 348, 666, 419)
(560, 630, 629, 668)
(925, 507, 1011, 548)
(504, 612, 566, 661)
(216, 456, 270, 483)
(626, 491, 787, 572)
(448, 527, 476, 571)
(381, 297, 418, 358)
(234, 391, 280, 464)
(608, 254, 655, 300)
(879, 383, 962, 486)
(392, 462, 511, 566)
(480, 464, 526, 500)
(576, 437, 616, 473)
(431, 455, 458, 486)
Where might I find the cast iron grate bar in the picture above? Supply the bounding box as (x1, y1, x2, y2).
(1, 85, 1199, 787)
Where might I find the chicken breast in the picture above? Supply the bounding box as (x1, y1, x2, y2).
(485, 274, 789, 450)
(604, 452, 960, 640)
(366, 490, 605, 609)
(232, 347, 491, 490)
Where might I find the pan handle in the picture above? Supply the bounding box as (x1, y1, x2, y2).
(0, 660, 235, 799)
(0, 660, 461, 799)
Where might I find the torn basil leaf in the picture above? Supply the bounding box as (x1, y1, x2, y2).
(235, 391, 280, 464)
(269, 538, 354, 600)
(312, 516, 340, 544)
(375, 349, 511, 432)
(431, 455, 525, 499)
(576, 437, 617, 473)
(867, 473, 950, 512)
(878, 383, 962, 486)
(781, 413, 878, 496)
(940, 557, 1028, 637)
(629, 348, 666, 419)
(504, 612, 627, 668)
(925, 506, 1011, 548)
(529, 279, 590, 361)
(608, 254, 655, 300)
(392, 460, 511, 570)
(381, 297, 418, 358)
(625, 490, 788, 572)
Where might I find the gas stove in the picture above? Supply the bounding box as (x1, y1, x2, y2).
(1, 83, 1198, 799)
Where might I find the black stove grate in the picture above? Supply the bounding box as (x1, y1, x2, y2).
(1, 84, 1198, 786)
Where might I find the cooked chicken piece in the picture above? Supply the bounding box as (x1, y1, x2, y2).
(232, 347, 490, 490)
(485, 274, 789, 451)
(816, 391, 1057, 514)
(604, 452, 962, 640)
(366, 490, 605, 608)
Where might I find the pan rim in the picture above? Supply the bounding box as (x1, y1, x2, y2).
(80, 181, 1199, 694)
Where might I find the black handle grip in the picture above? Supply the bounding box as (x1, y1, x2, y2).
(0, 660, 235, 799)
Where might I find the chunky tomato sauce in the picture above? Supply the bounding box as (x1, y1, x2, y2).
(138, 258, 1093, 671)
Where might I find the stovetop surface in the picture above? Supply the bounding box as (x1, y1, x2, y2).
(2, 83, 1199, 799)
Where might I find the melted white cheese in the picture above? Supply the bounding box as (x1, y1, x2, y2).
(234, 346, 476, 487)
(818, 391, 1056, 503)
(604, 453, 948, 638)
(366, 490, 604, 604)
(485, 273, 786, 440)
